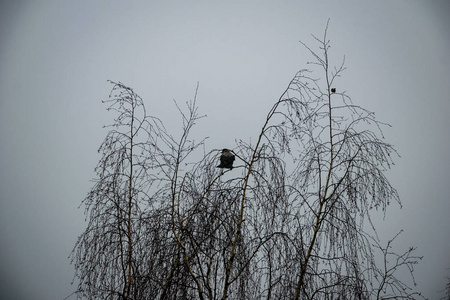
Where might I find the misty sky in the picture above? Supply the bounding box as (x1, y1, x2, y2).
(1, 1, 449, 299)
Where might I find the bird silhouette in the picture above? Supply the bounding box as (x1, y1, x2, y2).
(217, 149, 235, 169)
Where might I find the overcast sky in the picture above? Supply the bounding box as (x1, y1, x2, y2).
(1, 1, 449, 299)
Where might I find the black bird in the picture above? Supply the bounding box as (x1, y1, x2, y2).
(331, 88, 336, 93)
(217, 149, 235, 169)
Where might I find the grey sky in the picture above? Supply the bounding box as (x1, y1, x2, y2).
(0, 1, 449, 299)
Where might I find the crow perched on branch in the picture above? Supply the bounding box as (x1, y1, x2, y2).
(217, 149, 235, 169)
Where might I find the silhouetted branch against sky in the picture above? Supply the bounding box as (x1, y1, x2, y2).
(67, 23, 428, 300)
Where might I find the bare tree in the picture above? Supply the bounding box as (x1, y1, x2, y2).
(70, 23, 424, 300)
(69, 80, 196, 299)
(70, 81, 156, 299)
